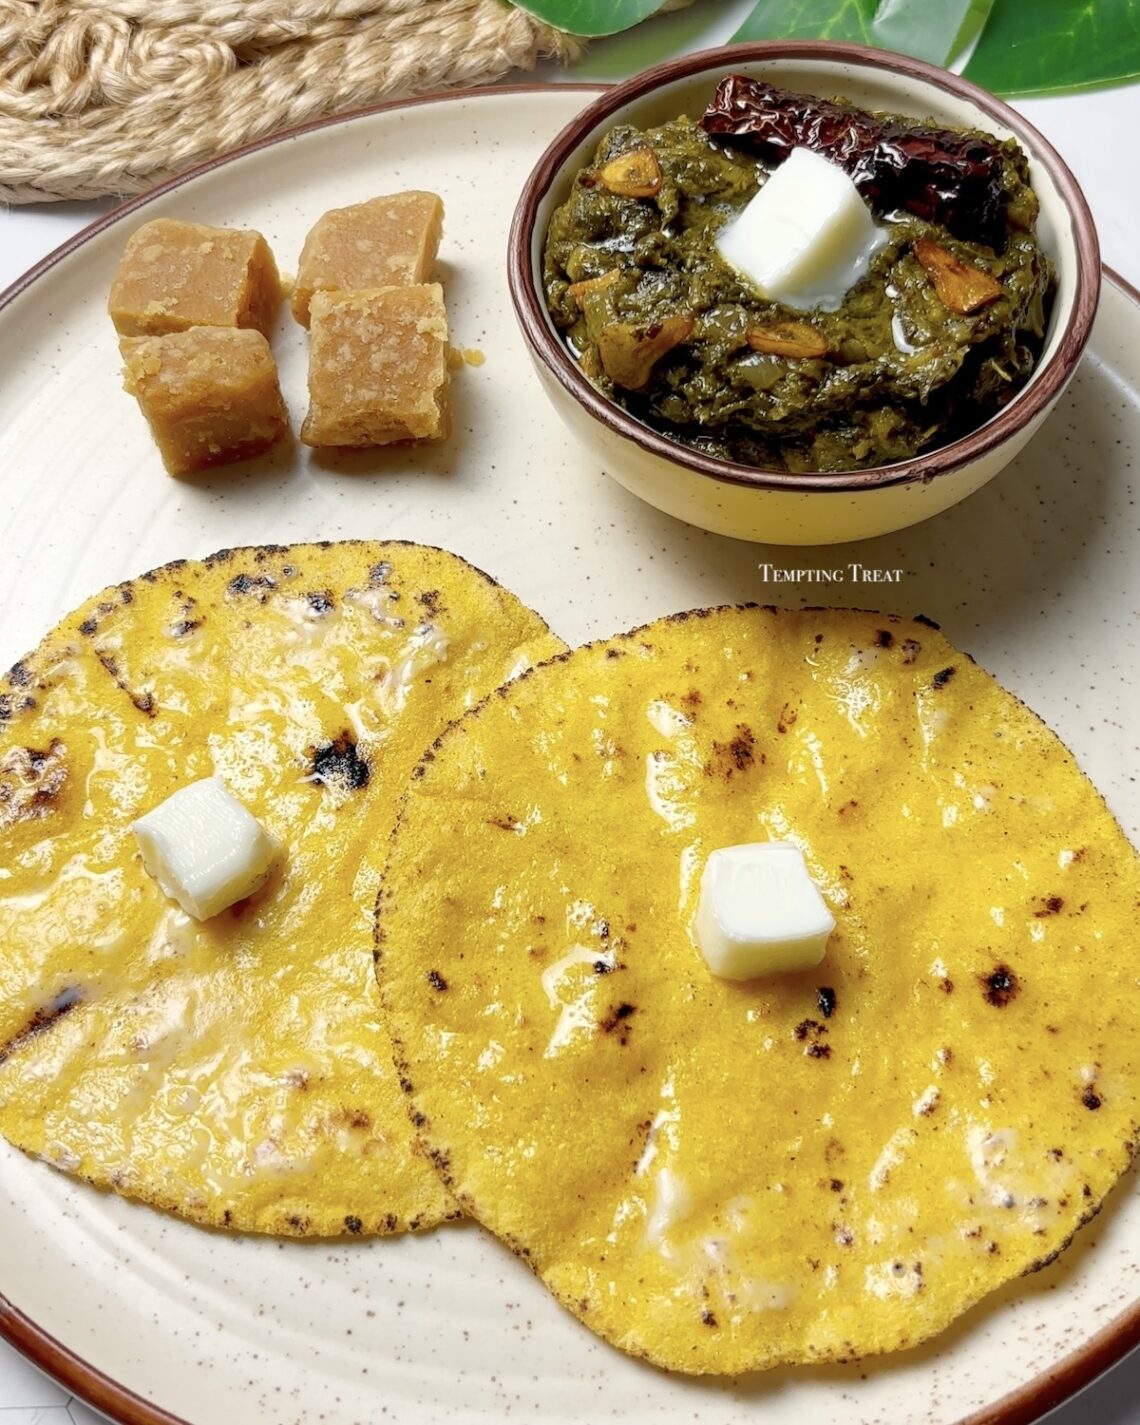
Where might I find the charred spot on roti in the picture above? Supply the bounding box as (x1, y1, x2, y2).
(94, 649, 156, 718)
(794, 1019, 831, 1059)
(418, 589, 443, 616)
(0, 739, 67, 827)
(1034, 895, 1064, 917)
(0, 984, 83, 1066)
(706, 724, 759, 778)
(309, 732, 370, 791)
(226, 571, 276, 601)
(600, 1002, 636, 1044)
(980, 964, 1018, 1007)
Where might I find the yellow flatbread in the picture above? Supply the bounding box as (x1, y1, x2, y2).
(0, 541, 564, 1235)
(376, 605, 1140, 1370)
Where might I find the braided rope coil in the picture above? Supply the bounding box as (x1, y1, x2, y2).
(0, 0, 583, 202)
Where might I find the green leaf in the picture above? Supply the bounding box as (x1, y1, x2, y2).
(871, 0, 993, 66)
(964, 0, 1140, 97)
(730, 0, 1140, 97)
(512, 0, 667, 38)
(569, 2, 725, 79)
(733, 0, 991, 65)
(733, 0, 877, 48)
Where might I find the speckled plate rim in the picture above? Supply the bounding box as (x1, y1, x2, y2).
(0, 81, 1136, 1425)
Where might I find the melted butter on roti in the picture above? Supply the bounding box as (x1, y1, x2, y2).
(0, 541, 564, 1236)
(376, 605, 1140, 1371)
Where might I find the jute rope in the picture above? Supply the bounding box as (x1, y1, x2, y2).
(0, 0, 585, 203)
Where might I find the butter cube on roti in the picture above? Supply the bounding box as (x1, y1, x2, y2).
(692, 841, 834, 979)
(133, 776, 276, 921)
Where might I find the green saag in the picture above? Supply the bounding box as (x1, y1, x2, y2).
(543, 112, 1053, 472)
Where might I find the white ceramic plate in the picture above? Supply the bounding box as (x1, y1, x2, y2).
(0, 86, 1138, 1425)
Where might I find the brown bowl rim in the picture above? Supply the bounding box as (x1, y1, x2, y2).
(508, 40, 1102, 494)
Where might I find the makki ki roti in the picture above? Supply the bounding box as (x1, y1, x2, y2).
(0, 540, 565, 1236)
(375, 605, 1140, 1373)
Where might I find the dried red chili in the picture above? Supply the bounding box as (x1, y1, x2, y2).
(700, 76, 1008, 250)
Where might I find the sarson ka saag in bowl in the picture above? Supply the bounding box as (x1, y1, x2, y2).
(542, 77, 1055, 474)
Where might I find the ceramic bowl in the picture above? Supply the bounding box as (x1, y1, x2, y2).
(508, 42, 1100, 546)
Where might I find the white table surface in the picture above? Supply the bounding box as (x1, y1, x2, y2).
(0, 3, 1138, 1421)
